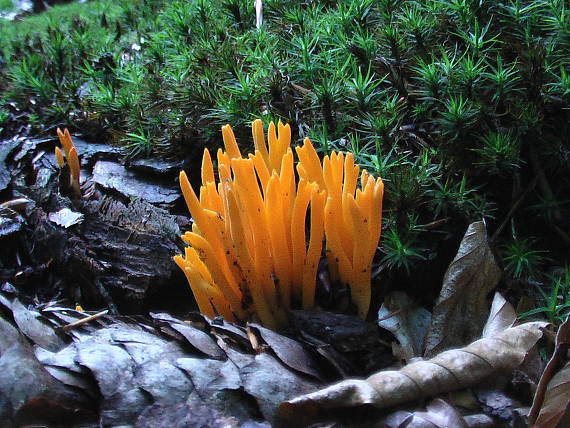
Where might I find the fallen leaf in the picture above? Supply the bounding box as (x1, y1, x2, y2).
(166, 322, 226, 360)
(425, 221, 501, 357)
(482, 292, 517, 338)
(279, 321, 547, 425)
(48, 208, 84, 228)
(381, 410, 414, 428)
(248, 323, 323, 381)
(2, 294, 323, 426)
(447, 389, 480, 411)
(464, 414, 498, 427)
(134, 403, 240, 428)
(412, 399, 468, 427)
(529, 315, 570, 427)
(364, 399, 493, 428)
(532, 361, 570, 428)
(378, 292, 432, 360)
(11, 299, 67, 352)
(0, 206, 25, 236)
(474, 388, 517, 421)
(238, 351, 320, 422)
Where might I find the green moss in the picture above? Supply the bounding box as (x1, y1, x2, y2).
(0, 0, 568, 292)
(0, 0, 14, 12)
(0, 1, 122, 43)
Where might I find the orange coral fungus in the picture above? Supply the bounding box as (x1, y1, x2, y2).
(55, 128, 81, 198)
(175, 120, 383, 328)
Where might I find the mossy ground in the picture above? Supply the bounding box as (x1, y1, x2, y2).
(1, 0, 569, 318)
(0, 0, 13, 12)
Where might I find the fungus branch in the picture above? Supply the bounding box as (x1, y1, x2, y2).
(55, 128, 81, 198)
(175, 119, 384, 328)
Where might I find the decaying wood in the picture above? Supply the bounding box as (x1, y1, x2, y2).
(22, 190, 190, 312)
(1, 140, 192, 313)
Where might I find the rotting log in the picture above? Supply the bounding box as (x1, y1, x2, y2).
(1, 137, 192, 314)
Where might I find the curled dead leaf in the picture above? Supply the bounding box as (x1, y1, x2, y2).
(530, 315, 570, 427)
(279, 321, 547, 425)
(532, 361, 570, 428)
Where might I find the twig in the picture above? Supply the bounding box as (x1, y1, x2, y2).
(376, 308, 404, 323)
(491, 175, 538, 243)
(290, 82, 314, 97)
(375, 302, 415, 323)
(61, 310, 108, 332)
(527, 143, 570, 246)
(0, 198, 34, 212)
(529, 143, 562, 222)
(419, 217, 451, 231)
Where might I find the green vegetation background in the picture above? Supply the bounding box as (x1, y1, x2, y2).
(0, 0, 569, 318)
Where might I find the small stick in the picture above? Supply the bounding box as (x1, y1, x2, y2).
(490, 175, 538, 243)
(246, 325, 261, 352)
(61, 310, 108, 332)
(0, 198, 34, 212)
(376, 307, 404, 323)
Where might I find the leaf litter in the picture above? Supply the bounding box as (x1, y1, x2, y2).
(0, 292, 320, 427)
(279, 320, 547, 423)
(279, 222, 550, 426)
(1, 220, 567, 426)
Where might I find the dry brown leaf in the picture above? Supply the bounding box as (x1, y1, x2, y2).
(482, 292, 517, 339)
(381, 399, 469, 428)
(474, 388, 517, 421)
(532, 361, 570, 428)
(248, 323, 323, 381)
(278, 321, 547, 425)
(529, 315, 570, 427)
(378, 292, 431, 361)
(425, 221, 501, 357)
(412, 399, 469, 427)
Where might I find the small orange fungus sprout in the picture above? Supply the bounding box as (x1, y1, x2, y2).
(55, 128, 81, 197)
(175, 120, 383, 328)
